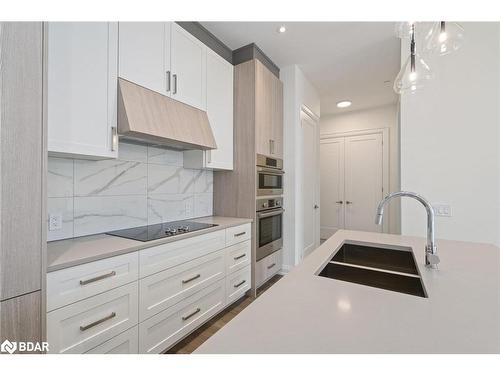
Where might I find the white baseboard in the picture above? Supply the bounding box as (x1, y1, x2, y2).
(279, 264, 293, 275)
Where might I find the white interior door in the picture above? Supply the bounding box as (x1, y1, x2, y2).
(344, 133, 383, 232)
(320, 138, 345, 239)
(301, 111, 320, 259)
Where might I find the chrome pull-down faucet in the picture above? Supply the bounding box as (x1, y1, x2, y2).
(375, 191, 440, 268)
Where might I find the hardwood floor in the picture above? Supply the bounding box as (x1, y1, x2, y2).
(166, 274, 283, 354)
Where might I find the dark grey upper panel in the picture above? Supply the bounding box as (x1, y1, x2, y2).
(176, 22, 280, 77)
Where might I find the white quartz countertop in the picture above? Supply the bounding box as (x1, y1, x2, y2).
(47, 216, 252, 272)
(195, 230, 500, 353)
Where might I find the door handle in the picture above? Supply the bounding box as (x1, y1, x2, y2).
(346, 201, 353, 204)
(173, 74, 178, 95)
(314, 204, 319, 209)
(335, 201, 343, 204)
(166, 71, 171, 92)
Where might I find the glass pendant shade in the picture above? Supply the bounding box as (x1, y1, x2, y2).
(425, 21, 464, 55)
(393, 54, 433, 94)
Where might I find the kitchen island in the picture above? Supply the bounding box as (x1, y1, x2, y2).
(195, 230, 500, 353)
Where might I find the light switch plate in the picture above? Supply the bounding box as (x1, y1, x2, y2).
(49, 213, 63, 231)
(434, 204, 452, 217)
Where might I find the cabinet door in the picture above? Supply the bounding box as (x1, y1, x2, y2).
(118, 22, 171, 95)
(47, 22, 118, 159)
(255, 60, 274, 157)
(171, 23, 207, 110)
(272, 78, 284, 159)
(205, 49, 233, 170)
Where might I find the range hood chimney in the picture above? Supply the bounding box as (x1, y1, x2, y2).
(118, 78, 217, 150)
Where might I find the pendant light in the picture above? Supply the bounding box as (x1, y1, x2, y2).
(394, 24, 433, 94)
(425, 21, 464, 55)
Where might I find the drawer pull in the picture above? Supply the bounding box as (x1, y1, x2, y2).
(234, 253, 246, 260)
(79, 312, 116, 331)
(79, 271, 116, 286)
(234, 280, 246, 288)
(182, 307, 201, 321)
(234, 232, 246, 237)
(182, 274, 201, 284)
(267, 263, 276, 270)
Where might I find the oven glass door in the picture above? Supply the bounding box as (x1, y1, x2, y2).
(258, 172, 283, 190)
(259, 212, 283, 248)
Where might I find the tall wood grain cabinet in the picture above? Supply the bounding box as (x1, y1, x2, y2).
(0, 22, 45, 351)
(255, 59, 283, 159)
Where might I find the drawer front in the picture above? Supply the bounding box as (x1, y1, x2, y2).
(256, 249, 282, 288)
(225, 265, 251, 305)
(85, 326, 139, 354)
(47, 282, 139, 354)
(225, 223, 251, 247)
(47, 252, 139, 311)
(225, 240, 251, 274)
(140, 230, 226, 278)
(139, 279, 225, 354)
(139, 249, 225, 322)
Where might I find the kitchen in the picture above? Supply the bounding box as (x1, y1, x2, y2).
(0, 1, 499, 371)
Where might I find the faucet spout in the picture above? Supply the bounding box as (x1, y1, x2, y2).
(375, 191, 439, 268)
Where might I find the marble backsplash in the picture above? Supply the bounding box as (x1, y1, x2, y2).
(47, 141, 213, 241)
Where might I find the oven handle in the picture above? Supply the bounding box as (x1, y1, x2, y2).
(257, 208, 285, 218)
(257, 167, 285, 175)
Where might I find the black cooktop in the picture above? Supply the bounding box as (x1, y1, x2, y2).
(106, 220, 218, 242)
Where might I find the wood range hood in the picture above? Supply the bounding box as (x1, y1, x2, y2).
(118, 78, 217, 150)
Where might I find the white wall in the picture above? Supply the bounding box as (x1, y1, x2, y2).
(400, 22, 500, 247)
(320, 104, 400, 234)
(281, 65, 321, 271)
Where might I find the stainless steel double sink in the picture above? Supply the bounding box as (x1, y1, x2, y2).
(318, 242, 427, 298)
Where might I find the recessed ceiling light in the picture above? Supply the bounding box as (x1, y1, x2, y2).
(277, 25, 286, 33)
(336, 100, 352, 108)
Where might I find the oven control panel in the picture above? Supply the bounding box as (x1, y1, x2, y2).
(256, 197, 283, 212)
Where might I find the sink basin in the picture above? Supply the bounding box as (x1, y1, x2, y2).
(318, 242, 427, 298)
(331, 242, 419, 275)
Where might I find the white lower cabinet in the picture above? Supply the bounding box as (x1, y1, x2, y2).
(256, 249, 283, 288)
(85, 326, 139, 354)
(139, 279, 225, 354)
(47, 282, 138, 354)
(225, 265, 251, 305)
(139, 249, 225, 322)
(47, 224, 253, 354)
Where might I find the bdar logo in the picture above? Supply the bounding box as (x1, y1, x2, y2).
(1, 340, 17, 354)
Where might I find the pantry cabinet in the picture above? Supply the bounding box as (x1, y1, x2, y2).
(255, 59, 283, 159)
(184, 48, 234, 170)
(47, 22, 118, 159)
(118, 22, 171, 95)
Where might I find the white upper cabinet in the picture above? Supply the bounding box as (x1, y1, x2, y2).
(118, 22, 171, 95)
(170, 23, 207, 110)
(47, 22, 118, 159)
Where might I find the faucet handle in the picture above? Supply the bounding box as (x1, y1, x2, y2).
(426, 253, 440, 268)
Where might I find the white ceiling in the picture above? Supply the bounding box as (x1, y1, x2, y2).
(201, 22, 400, 115)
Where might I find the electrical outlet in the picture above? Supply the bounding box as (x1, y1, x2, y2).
(434, 204, 452, 217)
(49, 213, 63, 231)
(185, 201, 193, 216)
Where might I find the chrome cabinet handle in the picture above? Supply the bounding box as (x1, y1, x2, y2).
(173, 74, 178, 94)
(234, 280, 246, 288)
(234, 253, 246, 260)
(269, 139, 273, 154)
(234, 231, 246, 237)
(111, 127, 118, 151)
(336, 201, 343, 204)
(267, 263, 276, 270)
(182, 308, 201, 321)
(80, 312, 116, 331)
(182, 274, 201, 284)
(80, 271, 116, 286)
(166, 71, 171, 92)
